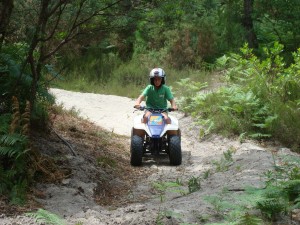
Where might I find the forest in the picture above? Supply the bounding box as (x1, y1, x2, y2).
(0, 0, 300, 222)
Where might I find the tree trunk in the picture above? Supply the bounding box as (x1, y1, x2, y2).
(0, 0, 14, 48)
(117, 0, 136, 61)
(243, 0, 258, 48)
(27, 0, 50, 113)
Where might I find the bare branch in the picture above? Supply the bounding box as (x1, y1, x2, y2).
(38, 3, 67, 42)
(47, 0, 70, 17)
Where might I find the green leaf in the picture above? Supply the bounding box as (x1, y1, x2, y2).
(26, 209, 66, 225)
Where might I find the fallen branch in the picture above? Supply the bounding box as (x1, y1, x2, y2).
(228, 188, 245, 192)
(51, 127, 76, 156)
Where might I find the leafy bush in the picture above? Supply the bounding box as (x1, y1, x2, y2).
(26, 208, 66, 225)
(0, 42, 55, 203)
(0, 97, 30, 204)
(256, 185, 289, 220)
(188, 176, 201, 193)
(204, 154, 300, 224)
(176, 42, 300, 149)
(235, 213, 263, 225)
(0, 43, 54, 128)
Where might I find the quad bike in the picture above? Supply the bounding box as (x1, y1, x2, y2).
(130, 106, 182, 166)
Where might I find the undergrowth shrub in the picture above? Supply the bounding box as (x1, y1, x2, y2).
(59, 47, 121, 83)
(0, 97, 31, 204)
(26, 208, 66, 225)
(166, 25, 217, 69)
(109, 59, 149, 93)
(270, 102, 300, 151)
(55, 48, 150, 97)
(203, 154, 300, 224)
(0, 43, 53, 128)
(0, 43, 54, 203)
(175, 77, 208, 114)
(177, 42, 300, 150)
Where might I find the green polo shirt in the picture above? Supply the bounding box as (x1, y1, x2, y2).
(142, 85, 174, 109)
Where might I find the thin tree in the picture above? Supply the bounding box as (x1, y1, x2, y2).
(243, 0, 258, 48)
(0, 0, 14, 49)
(19, 0, 123, 112)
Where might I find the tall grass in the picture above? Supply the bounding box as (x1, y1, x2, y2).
(53, 43, 300, 151)
(53, 49, 211, 98)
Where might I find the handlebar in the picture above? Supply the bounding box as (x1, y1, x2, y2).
(133, 106, 178, 113)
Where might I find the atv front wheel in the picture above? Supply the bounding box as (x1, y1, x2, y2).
(168, 135, 182, 165)
(130, 135, 144, 166)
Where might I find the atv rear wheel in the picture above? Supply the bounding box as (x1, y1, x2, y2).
(168, 135, 182, 165)
(130, 135, 144, 166)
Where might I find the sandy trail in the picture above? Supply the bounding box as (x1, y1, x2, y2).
(50, 88, 137, 136)
(48, 89, 274, 224)
(1, 88, 296, 225)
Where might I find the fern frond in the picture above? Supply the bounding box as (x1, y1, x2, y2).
(237, 187, 266, 208)
(205, 222, 235, 225)
(236, 213, 263, 225)
(0, 133, 27, 146)
(0, 114, 11, 134)
(0, 164, 3, 174)
(21, 100, 30, 135)
(26, 209, 66, 225)
(203, 195, 237, 213)
(0, 146, 19, 157)
(4, 168, 17, 179)
(15, 148, 30, 160)
(0, 183, 7, 195)
(10, 96, 20, 133)
(257, 198, 288, 216)
(263, 185, 288, 199)
(283, 179, 300, 202)
(21, 123, 30, 136)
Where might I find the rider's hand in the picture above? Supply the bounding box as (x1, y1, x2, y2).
(134, 105, 140, 109)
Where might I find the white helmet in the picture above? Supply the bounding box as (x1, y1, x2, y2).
(149, 68, 166, 85)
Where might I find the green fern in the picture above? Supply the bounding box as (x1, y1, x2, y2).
(152, 180, 186, 202)
(0, 134, 27, 157)
(9, 179, 28, 205)
(256, 185, 289, 220)
(0, 114, 10, 133)
(236, 213, 263, 225)
(203, 194, 236, 214)
(188, 176, 201, 193)
(26, 209, 66, 225)
(0, 146, 18, 158)
(0, 98, 30, 203)
(206, 222, 235, 225)
(235, 187, 266, 209)
(152, 181, 183, 192)
(283, 179, 300, 202)
(293, 196, 300, 209)
(0, 133, 27, 146)
(175, 42, 300, 148)
(212, 150, 234, 172)
(257, 198, 287, 220)
(204, 153, 300, 224)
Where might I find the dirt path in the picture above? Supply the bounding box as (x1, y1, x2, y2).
(0, 88, 296, 225)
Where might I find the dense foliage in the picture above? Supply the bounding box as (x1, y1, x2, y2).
(203, 153, 300, 224)
(177, 43, 300, 150)
(0, 0, 299, 210)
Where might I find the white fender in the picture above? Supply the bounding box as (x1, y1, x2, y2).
(133, 115, 151, 136)
(133, 114, 145, 130)
(160, 115, 179, 137)
(133, 114, 179, 137)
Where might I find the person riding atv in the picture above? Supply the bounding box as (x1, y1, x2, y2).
(134, 68, 178, 123)
(131, 68, 182, 166)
